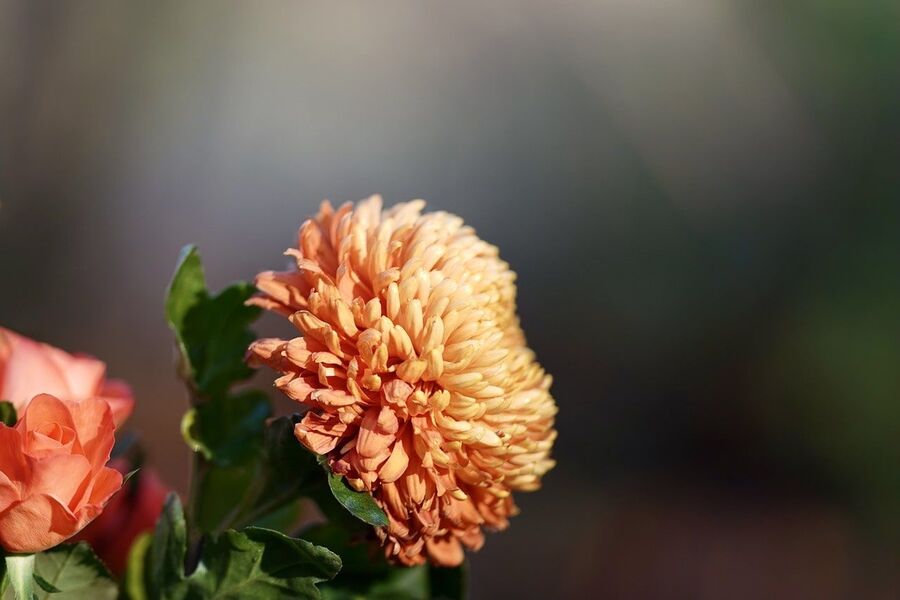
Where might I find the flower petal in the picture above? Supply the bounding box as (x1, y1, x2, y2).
(0, 493, 79, 553)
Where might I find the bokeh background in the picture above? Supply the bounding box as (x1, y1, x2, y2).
(2, 1, 900, 598)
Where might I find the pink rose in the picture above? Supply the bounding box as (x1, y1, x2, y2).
(0, 394, 123, 553)
(0, 328, 134, 427)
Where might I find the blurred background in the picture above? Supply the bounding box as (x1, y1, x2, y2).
(2, 1, 900, 597)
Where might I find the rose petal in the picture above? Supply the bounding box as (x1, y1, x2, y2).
(0, 426, 28, 481)
(0, 470, 20, 512)
(86, 466, 123, 507)
(17, 393, 75, 436)
(0, 494, 79, 553)
(96, 379, 134, 427)
(0, 330, 74, 410)
(28, 453, 91, 506)
(51, 352, 105, 400)
(69, 397, 115, 469)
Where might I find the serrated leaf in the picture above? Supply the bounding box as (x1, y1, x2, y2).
(141, 496, 340, 600)
(146, 494, 187, 599)
(185, 528, 341, 599)
(183, 283, 261, 398)
(324, 470, 389, 528)
(164, 245, 261, 400)
(0, 402, 16, 427)
(30, 544, 116, 600)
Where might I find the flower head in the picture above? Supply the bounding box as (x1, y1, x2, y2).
(0, 328, 134, 427)
(0, 394, 123, 553)
(248, 196, 557, 566)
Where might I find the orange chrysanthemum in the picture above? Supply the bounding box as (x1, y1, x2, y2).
(248, 196, 557, 566)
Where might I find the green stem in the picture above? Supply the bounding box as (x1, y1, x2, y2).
(5, 554, 35, 600)
(184, 416, 209, 573)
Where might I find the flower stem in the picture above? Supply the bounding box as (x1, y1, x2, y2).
(5, 554, 35, 600)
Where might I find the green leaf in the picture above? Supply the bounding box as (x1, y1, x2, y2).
(0, 402, 16, 427)
(31, 574, 60, 594)
(255, 416, 319, 507)
(193, 464, 260, 533)
(164, 245, 262, 400)
(140, 495, 340, 599)
(123, 468, 140, 486)
(165, 246, 274, 536)
(183, 283, 261, 399)
(165, 245, 208, 386)
(4, 554, 34, 600)
(248, 501, 303, 533)
(196, 417, 318, 534)
(182, 392, 271, 466)
(165, 245, 261, 400)
(146, 494, 187, 599)
(324, 470, 389, 528)
(185, 528, 341, 599)
(30, 544, 117, 600)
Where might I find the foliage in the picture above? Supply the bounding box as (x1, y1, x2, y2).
(2, 545, 117, 600)
(139, 495, 340, 600)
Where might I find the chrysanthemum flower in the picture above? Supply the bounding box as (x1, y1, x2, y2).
(248, 196, 557, 566)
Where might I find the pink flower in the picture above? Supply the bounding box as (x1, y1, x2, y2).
(0, 328, 134, 427)
(0, 394, 123, 553)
